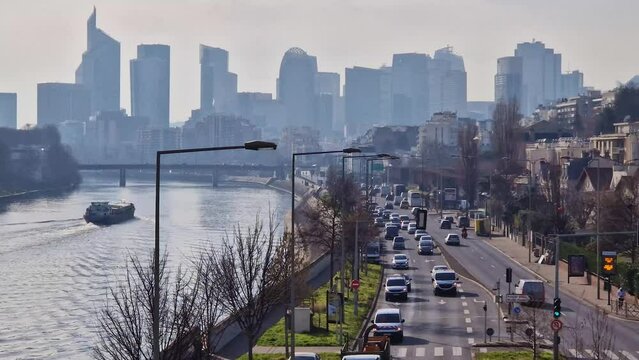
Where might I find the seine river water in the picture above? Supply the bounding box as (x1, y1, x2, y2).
(0, 172, 289, 359)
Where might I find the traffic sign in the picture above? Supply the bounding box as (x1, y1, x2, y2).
(550, 319, 563, 332)
(486, 328, 494, 336)
(513, 306, 521, 314)
(504, 294, 530, 303)
(351, 279, 360, 290)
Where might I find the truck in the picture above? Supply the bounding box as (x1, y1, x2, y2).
(392, 184, 406, 198)
(366, 242, 381, 263)
(340, 324, 391, 360)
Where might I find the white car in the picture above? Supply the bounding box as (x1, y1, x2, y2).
(431, 265, 449, 281)
(414, 229, 427, 241)
(392, 254, 409, 269)
(400, 220, 410, 230)
(290, 352, 321, 360)
(372, 308, 405, 342)
(445, 233, 461, 246)
(407, 222, 417, 234)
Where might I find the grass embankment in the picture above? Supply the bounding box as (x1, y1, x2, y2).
(239, 353, 340, 360)
(476, 350, 556, 360)
(257, 263, 382, 346)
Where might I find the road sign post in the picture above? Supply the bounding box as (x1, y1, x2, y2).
(483, 303, 488, 343)
(550, 319, 563, 332)
(486, 328, 494, 343)
(351, 279, 360, 290)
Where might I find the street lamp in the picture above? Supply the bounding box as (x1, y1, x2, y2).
(153, 140, 277, 359)
(289, 147, 360, 356)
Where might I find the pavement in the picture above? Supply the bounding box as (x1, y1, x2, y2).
(253, 346, 340, 354)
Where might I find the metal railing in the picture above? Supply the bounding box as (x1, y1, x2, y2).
(611, 299, 639, 319)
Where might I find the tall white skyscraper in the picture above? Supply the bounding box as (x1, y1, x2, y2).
(200, 45, 238, 115)
(131, 44, 170, 128)
(494, 56, 523, 105)
(514, 41, 561, 115)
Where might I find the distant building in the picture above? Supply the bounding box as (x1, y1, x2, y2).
(467, 101, 495, 120)
(84, 110, 148, 163)
(345, 66, 391, 138)
(279, 126, 320, 155)
(315, 72, 341, 134)
(131, 44, 170, 128)
(0, 93, 17, 129)
(418, 111, 460, 152)
(137, 127, 181, 163)
(514, 41, 562, 115)
(37, 83, 91, 127)
(182, 114, 260, 150)
(75, 8, 120, 114)
(277, 47, 318, 130)
(237, 92, 286, 139)
(430, 47, 467, 117)
(494, 56, 523, 106)
(391, 53, 430, 125)
(560, 70, 584, 99)
(200, 45, 238, 115)
(591, 121, 639, 164)
(353, 125, 420, 154)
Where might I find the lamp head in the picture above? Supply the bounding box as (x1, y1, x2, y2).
(244, 140, 277, 151)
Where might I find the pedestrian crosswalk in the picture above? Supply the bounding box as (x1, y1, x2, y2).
(391, 346, 467, 358)
(389, 347, 639, 359)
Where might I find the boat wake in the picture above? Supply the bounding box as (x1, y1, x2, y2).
(1, 218, 84, 226)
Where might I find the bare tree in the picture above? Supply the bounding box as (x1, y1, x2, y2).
(209, 217, 290, 360)
(514, 306, 553, 360)
(492, 101, 524, 175)
(458, 122, 479, 208)
(93, 252, 201, 360)
(587, 307, 615, 360)
(565, 191, 596, 230)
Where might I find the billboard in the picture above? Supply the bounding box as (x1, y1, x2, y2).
(444, 188, 457, 201)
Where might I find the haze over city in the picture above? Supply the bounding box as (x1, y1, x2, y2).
(2, 0, 639, 127)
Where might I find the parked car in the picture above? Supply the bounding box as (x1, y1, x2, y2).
(391, 254, 409, 269)
(515, 279, 546, 307)
(440, 219, 452, 229)
(414, 229, 427, 241)
(384, 275, 408, 301)
(392, 236, 406, 250)
(391, 273, 412, 292)
(407, 222, 417, 234)
(400, 220, 410, 230)
(374, 217, 385, 227)
(432, 270, 459, 296)
(418, 239, 435, 255)
(372, 308, 405, 342)
(342, 356, 381, 360)
(445, 233, 460, 246)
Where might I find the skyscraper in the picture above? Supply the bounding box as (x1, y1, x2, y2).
(429, 47, 467, 117)
(277, 47, 318, 129)
(561, 70, 584, 99)
(391, 53, 430, 125)
(315, 72, 340, 133)
(0, 93, 17, 129)
(131, 44, 170, 128)
(37, 83, 91, 127)
(345, 66, 390, 138)
(514, 41, 561, 115)
(75, 8, 120, 114)
(494, 56, 523, 105)
(200, 45, 238, 115)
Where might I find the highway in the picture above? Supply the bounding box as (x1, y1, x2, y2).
(371, 194, 639, 359)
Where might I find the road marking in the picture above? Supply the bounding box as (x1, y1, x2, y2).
(464, 309, 470, 315)
(490, 264, 496, 268)
(604, 350, 619, 359)
(396, 347, 407, 357)
(462, 301, 468, 307)
(453, 347, 462, 356)
(458, 288, 464, 293)
(480, 256, 485, 260)
(584, 350, 595, 357)
(474, 299, 486, 303)
(568, 349, 578, 357)
(480, 348, 487, 353)
(460, 296, 466, 300)
(465, 317, 472, 323)
(438, 299, 447, 305)
(467, 326, 473, 333)
(621, 351, 638, 360)
(468, 338, 475, 345)
(434, 347, 444, 357)
(415, 347, 425, 357)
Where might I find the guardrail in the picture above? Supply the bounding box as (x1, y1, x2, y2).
(611, 300, 639, 320)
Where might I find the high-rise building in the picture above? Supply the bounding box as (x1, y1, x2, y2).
(237, 92, 286, 139)
(0, 93, 17, 129)
(131, 44, 170, 128)
(391, 53, 430, 125)
(37, 83, 91, 127)
(315, 72, 340, 133)
(75, 7, 120, 114)
(429, 47, 467, 117)
(200, 45, 238, 115)
(277, 47, 318, 129)
(345, 66, 391, 138)
(561, 70, 584, 99)
(494, 56, 523, 105)
(514, 41, 562, 115)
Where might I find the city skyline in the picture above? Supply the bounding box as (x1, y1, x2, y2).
(1, 0, 639, 127)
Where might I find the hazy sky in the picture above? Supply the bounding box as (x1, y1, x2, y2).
(1, 0, 638, 127)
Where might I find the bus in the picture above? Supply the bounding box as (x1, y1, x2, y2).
(408, 190, 422, 207)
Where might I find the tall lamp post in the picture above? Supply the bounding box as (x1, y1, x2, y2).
(152, 140, 277, 359)
(289, 147, 360, 356)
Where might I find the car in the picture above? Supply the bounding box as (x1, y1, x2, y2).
(392, 236, 405, 250)
(414, 229, 427, 241)
(419, 234, 434, 242)
(400, 200, 410, 209)
(433, 270, 459, 296)
(391, 254, 409, 269)
(391, 273, 412, 292)
(440, 219, 452, 229)
(445, 216, 455, 224)
(374, 217, 385, 227)
(458, 216, 470, 228)
(431, 265, 449, 280)
(384, 201, 394, 210)
(515, 279, 546, 307)
(390, 217, 401, 226)
(289, 352, 321, 360)
(385, 193, 394, 201)
(399, 214, 410, 221)
(342, 355, 381, 360)
(400, 220, 410, 230)
(372, 308, 405, 342)
(407, 222, 417, 234)
(385, 224, 400, 240)
(445, 233, 461, 246)
(390, 212, 400, 219)
(384, 275, 408, 301)
(418, 238, 435, 255)
(382, 210, 391, 220)
(394, 195, 402, 205)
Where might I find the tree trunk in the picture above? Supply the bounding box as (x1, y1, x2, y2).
(247, 335, 254, 360)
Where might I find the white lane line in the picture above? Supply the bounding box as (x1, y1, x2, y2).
(462, 301, 468, 307)
(434, 347, 444, 357)
(465, 317, 472, 323)
(584, 350, 595, 357)
(604, 350, 619, 359)
(466, 326, 473, 333)
(468, 338, 475, 345)
(490, 264, 496, 268)
(415, 347, 425, 357)
(480, 256, 485, 260)
(460, 296, 466, 300)
(621, 351, 638, 360)
(480, 348, 487, 353)
(464, 309, 470, 315)
(396, 347, 407, 358)
(568, 349, 578, 357)
(452, 347, 462, 356)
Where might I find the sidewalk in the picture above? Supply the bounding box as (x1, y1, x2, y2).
(483, 231, 638, 319)
(253, 346, 340, 354)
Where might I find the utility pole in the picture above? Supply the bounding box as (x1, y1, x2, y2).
(553, 236, 560, 360)
(353, 221, 359, 317)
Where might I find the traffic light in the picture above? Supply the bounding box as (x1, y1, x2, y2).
(506, 267, 512, 283)
(601, 251, 618, 276)
(553, 297, 562, 318)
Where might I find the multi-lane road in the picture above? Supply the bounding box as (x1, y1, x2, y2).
(370, 195, 639, 359)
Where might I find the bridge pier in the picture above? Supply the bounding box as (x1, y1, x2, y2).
(119, 168, 126, 187)
(211, 170, 218, 187)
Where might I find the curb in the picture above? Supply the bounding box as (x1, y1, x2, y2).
(354, 262, 385, 350)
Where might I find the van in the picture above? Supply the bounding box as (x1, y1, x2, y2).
(366, 242, 381, 263)
(515, 279, 545, 307)
(384, 224, 399, 240)
(458, 216, 470, 228)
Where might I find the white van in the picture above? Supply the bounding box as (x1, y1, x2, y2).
(514, 279, 545, 307)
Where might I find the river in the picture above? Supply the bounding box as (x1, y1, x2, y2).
(0, 172, 289, 359)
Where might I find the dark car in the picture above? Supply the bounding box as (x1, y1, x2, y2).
(374, 217, 385, 227)
(386, 193, 394, 201)
(440, 220, 451, 229)
(385, 201, 394, 210)
(458, 216, 470, 228)
(445, 216, 455, 224)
